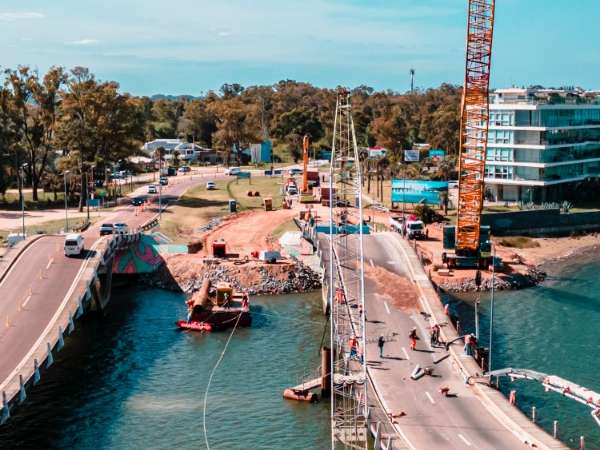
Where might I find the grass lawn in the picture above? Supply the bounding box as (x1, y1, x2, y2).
(0, 216, 99, 245)
(227, 176, 284, 210)
(159, 176, 286, 243)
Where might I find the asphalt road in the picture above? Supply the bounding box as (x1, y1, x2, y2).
(0, 173, 214, 388)
(362, 233, 526, 449)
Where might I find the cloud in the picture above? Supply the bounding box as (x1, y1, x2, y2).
(0, 12, 44, 22)
(68, 38, 99, 46)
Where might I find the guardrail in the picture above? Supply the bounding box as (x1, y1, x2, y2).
(0, 230, 142, 424)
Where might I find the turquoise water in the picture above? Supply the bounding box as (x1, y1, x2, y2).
(451, 258, 600, 450)
(0, 287, 330, 449)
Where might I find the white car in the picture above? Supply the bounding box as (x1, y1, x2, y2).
(286, 185, 298, 195)
(225, 167, 241, 176)
(206, 181, 216, 190)
(114, 223, 129, 234)
(148, 184, 158, 194)
(64, 233, 84, 257)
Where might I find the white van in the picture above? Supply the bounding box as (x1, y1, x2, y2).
(64, 233, 85, 257)
(225, 167, 241, 176)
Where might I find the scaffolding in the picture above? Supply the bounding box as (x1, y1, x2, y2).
(456, 0, 496, 255)
(329, 89, 368, 449)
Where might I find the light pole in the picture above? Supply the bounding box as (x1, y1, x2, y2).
(158, 157, 162, 221)
(20, 163, 28, 237)
(489, 242, 496, 372)
(64, 170, 70, 232)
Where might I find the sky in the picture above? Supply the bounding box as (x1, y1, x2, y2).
(0, 0, 598, 96)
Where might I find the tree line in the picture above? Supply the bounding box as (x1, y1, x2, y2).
(0, 66, 461, 208)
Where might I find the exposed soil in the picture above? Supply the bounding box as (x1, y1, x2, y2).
(364, 264, 419, 312)
(200, 209, 297, 256)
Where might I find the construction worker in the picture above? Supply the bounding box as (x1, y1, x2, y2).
(409, 327, 418, 351)
(349, 335, 363, 363)
(186, 298, 195, 323)
(430, 323, 441, 346)
(378, 335, 385, 358)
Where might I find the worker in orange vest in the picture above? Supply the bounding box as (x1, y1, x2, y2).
(409, 327, 418, 351)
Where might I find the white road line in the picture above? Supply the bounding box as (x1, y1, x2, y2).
(458, 433, 472, 447)
(46, 258, 53, 270)
(425, 391, 435, 404)
(402, 347, 410, 360)
(369, 258, 374, 267)
(384, 301, 391, 315)
(22, 295, 32, 308)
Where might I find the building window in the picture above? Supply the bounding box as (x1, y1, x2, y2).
(485, 165, 513, 180)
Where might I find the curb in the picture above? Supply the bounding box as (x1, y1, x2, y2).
(0, 235, 48, 285)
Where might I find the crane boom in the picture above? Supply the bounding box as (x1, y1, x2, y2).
(302, 135, 310, 193)
(455, 0, 495, 255)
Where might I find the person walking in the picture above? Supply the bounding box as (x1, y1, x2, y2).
(378, 335, 385, 358)
(430, 323, 441, 346)
(409, 327, 418, 351)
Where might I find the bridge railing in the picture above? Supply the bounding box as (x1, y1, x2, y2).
(1, 231, 142, 423)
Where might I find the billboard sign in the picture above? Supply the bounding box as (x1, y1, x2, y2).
(404, 149, 420, 162)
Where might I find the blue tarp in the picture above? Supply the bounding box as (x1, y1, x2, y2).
(428, 149, 446, 158)
(391, 179, 448, 204)
(315, 224, 371, 235)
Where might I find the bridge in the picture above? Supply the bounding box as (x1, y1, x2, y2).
(0, 174, 208, 424)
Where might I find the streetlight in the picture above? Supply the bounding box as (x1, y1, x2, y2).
(20, 163, 28, 237)
(488, 241, 496, 373)
(64, 170, 70, 232)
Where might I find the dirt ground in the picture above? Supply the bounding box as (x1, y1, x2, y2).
(364, 264, 419, 312)
(200, 209, 298, 257)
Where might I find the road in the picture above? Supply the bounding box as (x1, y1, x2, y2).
(0, 173, 213, 392)
(361, 233, 526, 449)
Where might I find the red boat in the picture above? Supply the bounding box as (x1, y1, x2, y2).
(183, 280, 251, 331)
(176, 320, 213, 332)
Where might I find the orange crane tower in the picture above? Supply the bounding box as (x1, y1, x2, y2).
(301, 135, 310, 193)
(455, 0, 496, 256)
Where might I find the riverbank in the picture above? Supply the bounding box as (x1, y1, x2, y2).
(415, 223, 600, 293)
(141, 254, 321, 297)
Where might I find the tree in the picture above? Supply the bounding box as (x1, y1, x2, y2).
(209, 97, 259, 165)
(177, 100, 217, 147)
(56, 67, 142, 210)
(3, 66, 67, 200)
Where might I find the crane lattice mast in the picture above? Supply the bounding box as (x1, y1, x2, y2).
(329, 89, 368, 449)
(456, 0, 496, 255)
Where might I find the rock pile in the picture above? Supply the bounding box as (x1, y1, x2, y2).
(141, 257, 321, 296)
(438, 267, 546, 293)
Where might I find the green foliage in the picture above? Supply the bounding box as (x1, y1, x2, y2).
(414, 203, 442, 224)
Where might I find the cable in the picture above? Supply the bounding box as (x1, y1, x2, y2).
(202, 312, 243, 450)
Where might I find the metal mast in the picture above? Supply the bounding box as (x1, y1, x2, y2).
(329, 88, 368, 449)
(455, 0, 495, 255)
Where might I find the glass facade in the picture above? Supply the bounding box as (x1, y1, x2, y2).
(540, 109, 600, 127)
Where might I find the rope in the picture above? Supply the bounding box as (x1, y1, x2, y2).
(202, 312, 243, 450)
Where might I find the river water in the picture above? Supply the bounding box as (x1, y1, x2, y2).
(451, 256, 600, 450)
(0, 287, 330, 450)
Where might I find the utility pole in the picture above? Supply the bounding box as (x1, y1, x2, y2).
(20, 164, 27, 237)
(410, 68, 415, 93)
(489, 243, 496, 372)
(85, 171, 90, 222)
(64, 170, 70, 232)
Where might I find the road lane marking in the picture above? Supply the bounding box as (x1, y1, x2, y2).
(369, 258, 374, 267)
(402, 347, 410, 360)
(458, 434, 472, 446)
(425, 391, 435, 404)
(22, 295, 32, 309)
(384, 301, 391, 315)
(46, 258, 53, 270)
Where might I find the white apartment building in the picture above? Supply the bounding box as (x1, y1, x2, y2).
(485, 88, 600, 202)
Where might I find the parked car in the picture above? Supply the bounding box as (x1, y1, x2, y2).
(148, 184, 157, 194)
(286, 184, 298, 195)
(167, 167, 177, 176)
(99, 223, 114, 236)
(289, 168, 303, 176)
(114, 223, 129, 234)
(131, 196, 145, 206)
(206, 181, 216, 190)
(406, 220, 426, 240)
(178, 166, 191, 173)
(225, 166, 241, 176)
(64, 233, 84, 257)
(159, 176, 169, 186)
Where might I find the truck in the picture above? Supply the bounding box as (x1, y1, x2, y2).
(389, 216, 405, 232)
(406, 220, 426, 240)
